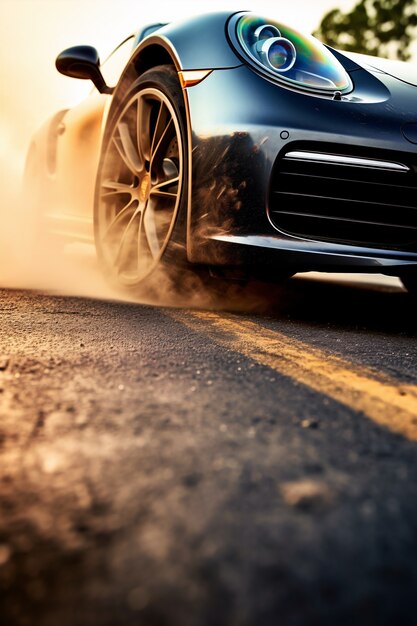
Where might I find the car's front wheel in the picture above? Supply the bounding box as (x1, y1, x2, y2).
(94, 65, 187, 291)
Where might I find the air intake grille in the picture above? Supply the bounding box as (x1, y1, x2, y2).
(268, 149, 417, 250)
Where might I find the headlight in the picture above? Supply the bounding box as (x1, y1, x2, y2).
(229, 13, 353, 94)
(255, 28, 297, 73)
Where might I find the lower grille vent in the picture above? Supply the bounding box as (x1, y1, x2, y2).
(268, 149, 417, 250)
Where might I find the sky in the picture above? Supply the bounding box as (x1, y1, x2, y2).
(0, 0, 361, 174)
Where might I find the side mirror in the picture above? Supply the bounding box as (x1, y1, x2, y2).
(55, 45, 113, 94)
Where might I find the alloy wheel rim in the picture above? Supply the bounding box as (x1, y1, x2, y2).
(97, 87, 183, 285)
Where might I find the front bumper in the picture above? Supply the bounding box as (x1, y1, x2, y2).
(184, 64, 417, 274)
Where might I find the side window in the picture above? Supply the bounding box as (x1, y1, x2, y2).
(101, 36, 135, 87)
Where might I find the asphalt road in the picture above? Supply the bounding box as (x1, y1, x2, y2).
(1, 271, 417, 626)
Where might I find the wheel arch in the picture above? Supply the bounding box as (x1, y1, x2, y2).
(109, 37, 182, 119)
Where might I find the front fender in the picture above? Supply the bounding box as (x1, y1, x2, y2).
(155, 11, 242, 70)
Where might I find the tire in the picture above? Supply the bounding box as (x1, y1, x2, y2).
(94, 65, 188, 293)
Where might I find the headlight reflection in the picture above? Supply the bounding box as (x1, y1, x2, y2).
(232, 13, 353, 94)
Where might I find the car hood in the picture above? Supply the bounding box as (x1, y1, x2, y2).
(341, 50, 417, 87)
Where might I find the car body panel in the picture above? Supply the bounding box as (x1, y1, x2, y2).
(342, 50, 417, 88)
(30, 93, 111, 241)
(152, 12, 243, 70)
(183, 63, 417, 267)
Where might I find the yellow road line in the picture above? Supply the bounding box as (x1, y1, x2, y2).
(171, 309, 417, 441)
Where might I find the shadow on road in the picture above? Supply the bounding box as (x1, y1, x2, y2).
(233, 275, 417, 336)
(175, 270, 416, 336)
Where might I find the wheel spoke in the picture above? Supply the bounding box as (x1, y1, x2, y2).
(137, 96, 151, 164)
(114, 121, 141, 173)
(143, 200, 161, 260)
(103, 198, 138, 240)
(101, 180, 135, 199)
(150, 102, 170, 157)
(150, 118, 174, 171)
(150, 189, 177, 199)
(114, 209, 141, 270)
(136, 211, 148, 271)
(150, 176, 179, 199)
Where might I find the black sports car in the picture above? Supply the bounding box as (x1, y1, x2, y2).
(24, 10, 417, 293)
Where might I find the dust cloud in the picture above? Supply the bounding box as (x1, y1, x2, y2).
(0, 152, 113, 302)
(0, 140, 283, 315)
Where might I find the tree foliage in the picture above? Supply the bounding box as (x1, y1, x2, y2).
(314, 0, 417, 60)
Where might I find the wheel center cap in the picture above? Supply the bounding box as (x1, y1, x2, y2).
(139, 174, 150, 202)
